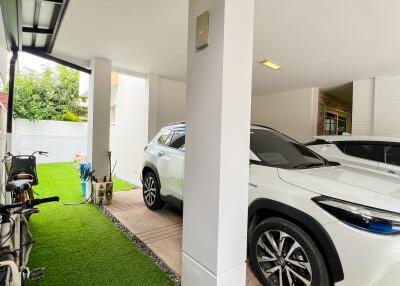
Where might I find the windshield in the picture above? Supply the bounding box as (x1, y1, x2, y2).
(250, 128, 325, 169)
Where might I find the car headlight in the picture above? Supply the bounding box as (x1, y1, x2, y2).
(313, 196, 400, 235)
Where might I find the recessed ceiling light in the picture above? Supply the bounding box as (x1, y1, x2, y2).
(259, 60, 280, 70)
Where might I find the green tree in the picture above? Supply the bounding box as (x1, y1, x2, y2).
(7, 65, 87, 121)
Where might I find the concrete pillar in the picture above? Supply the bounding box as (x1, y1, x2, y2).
(147, 74, 159, 141)
(182, 0, 254, 285)
(87, 57, 112, 183)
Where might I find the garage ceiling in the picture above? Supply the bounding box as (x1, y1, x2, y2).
(51, 0, 400, 96)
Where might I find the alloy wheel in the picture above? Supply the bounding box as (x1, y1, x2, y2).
(256, 230, 312, 286)
(143, 176, 157, 206)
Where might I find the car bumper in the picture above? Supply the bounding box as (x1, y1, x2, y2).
(324, 221, 400, 286)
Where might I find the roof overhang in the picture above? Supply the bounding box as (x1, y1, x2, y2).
(1, 0, 69, 52)
(0, 0, 91, 73)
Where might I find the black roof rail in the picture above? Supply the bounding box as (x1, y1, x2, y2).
(168, 121, 186, 126)
(251, 124, 279, 132)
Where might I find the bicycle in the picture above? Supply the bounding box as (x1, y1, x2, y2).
(2, 151, 48, 204)
(0, 196, 59, 285)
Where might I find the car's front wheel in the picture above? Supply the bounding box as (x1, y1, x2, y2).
(249, 217, 330, 286)
(142, 172, 164, 210)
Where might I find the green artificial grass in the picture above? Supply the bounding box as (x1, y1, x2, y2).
(26, 162, 173, 286)
(112, 177, 134, 192)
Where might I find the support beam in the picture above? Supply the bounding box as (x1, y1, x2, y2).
(43, 0, 63, 4)
(46, 0, 69, 52)
(31, 0, 42, 46)
(22, 46, 91, 74)
(87, 57, 112, 185)
(182, 0, 255, 285)
(6, 50, 18, 134)
(23, 27, 53, 35)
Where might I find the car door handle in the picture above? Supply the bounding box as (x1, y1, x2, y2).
(249, 182, 258, 188)
(156, 151, 165, 157)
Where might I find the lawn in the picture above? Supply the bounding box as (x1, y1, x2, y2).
(27, 162, 173, 286)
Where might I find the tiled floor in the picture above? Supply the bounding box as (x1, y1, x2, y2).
(105, 190, 262, 286)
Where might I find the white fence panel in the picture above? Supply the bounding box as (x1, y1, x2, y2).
(12, 119, 87, 163)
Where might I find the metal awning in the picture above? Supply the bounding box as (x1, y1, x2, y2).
(1, 0, 69, 53)
(0, 0, 90, 73)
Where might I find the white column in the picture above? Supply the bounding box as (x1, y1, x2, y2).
(87, 57, 112, 183)
(147, 74, 159, 141)
(373, 76, 387, 136)
(182, 0, 254, 285)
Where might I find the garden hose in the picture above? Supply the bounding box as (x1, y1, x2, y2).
(63, 164, 95, 206)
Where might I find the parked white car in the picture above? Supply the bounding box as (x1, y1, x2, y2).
(142, 123, 400, 286)
(307, 135, 400, 176)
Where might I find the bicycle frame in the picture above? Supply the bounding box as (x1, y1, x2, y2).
(0, 212, 33, 286)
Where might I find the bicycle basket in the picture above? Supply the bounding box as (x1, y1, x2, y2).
(7, 155, 38, 186)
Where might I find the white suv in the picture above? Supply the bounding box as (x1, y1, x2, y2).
(142, 123, 400, 286)
(307, 135, 400, 176)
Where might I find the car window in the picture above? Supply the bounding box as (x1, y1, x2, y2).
(250, 129, 325, 169)
(158, 130, 172, 146)
(170, 129, 185, 149)
(336, 142, 346, 152)
(343, 143, 378, 161)
(384, 145, 400, 166)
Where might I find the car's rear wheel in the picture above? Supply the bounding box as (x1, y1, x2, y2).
(250, 217, 330, 286)
(143, 172, 164, 210)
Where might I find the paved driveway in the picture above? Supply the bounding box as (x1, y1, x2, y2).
(105, 190, 262, 286)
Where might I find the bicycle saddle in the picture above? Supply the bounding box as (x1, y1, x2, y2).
(5, 180, 32, 193)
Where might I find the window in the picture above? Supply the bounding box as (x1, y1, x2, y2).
(170, 129, 185, 149)
(158, 130, 172, 146)
(384, 145, 400, 166)
(324, 109, 351, 135)
(325, 112, 336, 135)
(343, 143, 378, 161)
(250, 129, 325, 169)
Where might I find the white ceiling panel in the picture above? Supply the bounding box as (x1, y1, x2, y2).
(22, 32, 32, 46)
(38, 1, 55, 28)
(52, 0, 400, 95)
(22, 0, 35, 27)
(35, 33, 47, 48)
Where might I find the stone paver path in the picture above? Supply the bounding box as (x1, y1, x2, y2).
(105, 190, 262, 286)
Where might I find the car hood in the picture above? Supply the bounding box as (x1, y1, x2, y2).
(278, 165, 400, 213)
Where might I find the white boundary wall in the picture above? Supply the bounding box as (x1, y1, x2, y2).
(11, 119, 87, 163)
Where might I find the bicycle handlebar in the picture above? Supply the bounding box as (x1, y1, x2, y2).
(31, 151, 49, 157)
(27, 196, 59, 207)
(2, 151, 49, 161)
(0, 196, 60, 213)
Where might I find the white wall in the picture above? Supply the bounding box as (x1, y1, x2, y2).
(251, 88, 319, 143)
(0, 7, 9, 85)
(110, 74, 148, 186)
(12, 119, 87, 163)
(148, 75, 187, 139)
(157, 77, 186, 128)
(353, 76, 400, 138)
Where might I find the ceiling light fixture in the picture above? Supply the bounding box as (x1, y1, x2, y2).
(259, 60, 280, 70)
